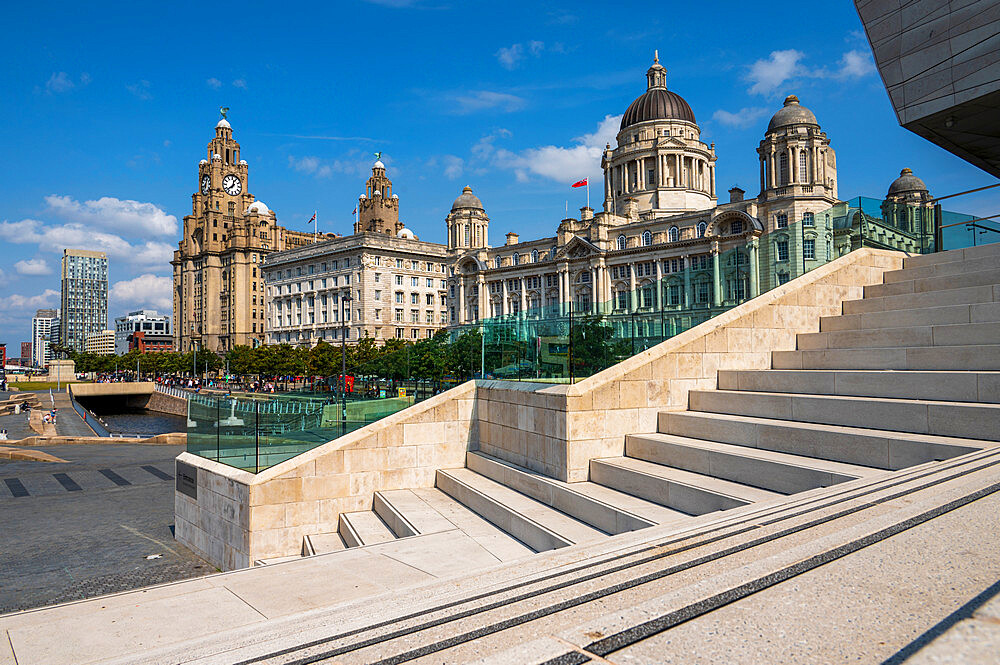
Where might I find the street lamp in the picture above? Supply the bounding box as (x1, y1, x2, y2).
(340, 289, 353, 437)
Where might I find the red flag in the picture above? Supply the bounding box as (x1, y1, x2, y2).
(352, 207, 357, 214)
(571, 178, 588, 188)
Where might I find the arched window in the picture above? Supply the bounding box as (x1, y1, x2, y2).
(697, 221, 707, 238)
(531, 249, 539, 263)
(731, 220, 744, 234)
(550, 246, 557, 259)
(495, 256, 502, 269)
(642, 230, 652, 246)
(668, 226, 679, 242)
(617, 234, 627, 250)
(512, 252, 520, 266)
(779, 153, 789, 185)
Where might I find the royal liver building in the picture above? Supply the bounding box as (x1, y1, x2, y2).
(446, 54, 841, 335)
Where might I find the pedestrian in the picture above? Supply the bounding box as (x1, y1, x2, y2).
(0, 428, 7, 441)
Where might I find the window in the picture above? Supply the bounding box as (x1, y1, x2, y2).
(617, 234, 627, 250)
(803, 212, 815, 227)
(668, 284, 681, 305)
(668, 226, 679, 242)
(804, 239, 816, 260)
(641, 286, 653, 308)
(495, 256, 502, 269)
(799, 151, 808, 182)
(697, 281, 710, 303)
(777, 272, 790, 285)
(375, 273, 381, 283)
(779, 152, 788, 185)
(395, 292, 404, 303)
(776, 213, 788, 229)
(642, 230, 652, 246)
(697, 222, 707, 238)
(396, 259, 403, 268)
(395, 275, 403, 285)
(513, 252, 520, 266)
(616, 290, 629, 310)
(411, 293, 419, 304)
(411, 276, 419, 287)
(426, 294, 434, 305)
(730, 220, 744, 234)
(395, 309, 403, 322)
(776, 240, 789, 262)
(531, 249, 539, 263)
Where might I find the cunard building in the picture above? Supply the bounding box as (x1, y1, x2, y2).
(172, 115, 314, 352)
(446, 54, 845, 336)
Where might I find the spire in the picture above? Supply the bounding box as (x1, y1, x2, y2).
(646, 51, 667, 90)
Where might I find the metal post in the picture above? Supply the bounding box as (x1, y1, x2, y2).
(255, 400, 260, 474)
(568, 301, 574, 384)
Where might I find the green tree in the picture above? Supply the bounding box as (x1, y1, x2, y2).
(226, 345, 256, 376)
(447, 329, 482, 381)
(308, 341, 340, 377)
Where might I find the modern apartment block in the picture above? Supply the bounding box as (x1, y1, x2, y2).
(115, 309, 172, 354)
(84, 329, 116, 355)
(60, 250, 108, 353)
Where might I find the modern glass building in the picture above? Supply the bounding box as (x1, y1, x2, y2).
(60, 249, 109, 353)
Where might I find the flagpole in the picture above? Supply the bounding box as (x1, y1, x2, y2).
(314, 210, 318, 243)
(587, 180, 590, 210)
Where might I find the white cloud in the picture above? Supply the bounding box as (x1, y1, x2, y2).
(496, 44, 524, 69)
(747, 50, 807, 96)
(837, 49, 876, 79)
(126, 80, 153, 100)
(287, 155, 371, 179)
(443, 155, 464, 179)
(712, 107, 769, 128)
(0, 219, 172, 268)
(45, 72, 76, 93)
(111, 274, 173, 312)
(14, 259, 52, 275)
(44, 194, 177, 237)
(206, 77, 222, 89)
(233, 78, 248, 89)
(746, 48, 876, 96)
(482, 115, 621, 184)
(451, 90, 526, 114)
(0, 289, 59, 312)
(496, 41, 547, 69)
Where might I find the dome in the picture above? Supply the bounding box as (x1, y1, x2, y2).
(374, 189, 382, 197)
(397, 227, 416, 239)
(360, 193, 367, 199)
(199, 159, 208, 165)
(212, 153, 221, 160)
(620, 88, 696, 130)
(245, 200, 269, 215)
(451, 185, 483, 211)
(239, 159, 247, 165)
(374, 160, 385, 169)
(391, 194, 399, 200)
(767, 95, 818, 132)
(887, 168, 928, 196)
(216, 118, 231, 129)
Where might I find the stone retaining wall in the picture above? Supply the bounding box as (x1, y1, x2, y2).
(176, 248, 904, 568)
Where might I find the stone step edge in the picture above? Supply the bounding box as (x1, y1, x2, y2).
(436, 468, 576, 550)
(691, 388, 1000, 413)
(100, 450, 1000, 665)
(590, 456, 772, 506)
(474, 464, 1000, 665)
(467, 451, 656, 534)
(373, 491, 421, 538)
(626, 431, 878, 479)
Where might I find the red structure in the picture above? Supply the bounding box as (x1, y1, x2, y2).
(21, 342, 31, 362)
(128, 332, 174, 353)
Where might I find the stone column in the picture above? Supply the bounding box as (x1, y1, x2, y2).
(501, 278, 508, 316)
(590, 266, 598, 314)
(749, 238, 759, 298)
(637, 158, 644, 190)
(769, 148, 776, 188)
(628, 264, 637, 313)
(519, 283, 526, 317)
(458, 278, 466, 324)
(654, 258, 663, 311)
(712, 244, 723, 307)
(710, 163, 716, 198)
(759, 157, 766, 193)
(477, 275, 486, 321)
(682, 254, 691, 308)
(557, 268, 565, 314)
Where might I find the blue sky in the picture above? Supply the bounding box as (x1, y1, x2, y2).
(1, 0, 997, 352)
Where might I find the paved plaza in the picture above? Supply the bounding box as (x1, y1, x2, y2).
(0, 442, 211, 614)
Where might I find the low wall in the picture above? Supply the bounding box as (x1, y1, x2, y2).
(145, 390, 188, 416)
(176, 248, 904, 568)
(11, 432, 185, 446)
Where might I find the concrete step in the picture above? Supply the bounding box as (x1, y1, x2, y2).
(589, 457, 782, 515)
(466, 451, 659, 535)
(688, 389, 1000, 441)
(302, 532, 346, 556)
(718, 369, 1000, 403)
(373, 489, 456, 538)
(659, 410, 984, 470)
(819, 302, 1000, 332)
(796, 321, 1000, 351)
(842, 284, 997, 315)
(885, 253, 1000, 284)
(408, 487, 536, 561)
(902, 241, 1000, 270)
(436, 468, 607, 552)
(771, 344, 1000, 371)
(625, 433, 877, 494)
(863, 267, 1000, 299)
(338, 510, 397, 548)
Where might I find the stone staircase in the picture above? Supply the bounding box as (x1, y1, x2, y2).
(281, 243, 1000, 566)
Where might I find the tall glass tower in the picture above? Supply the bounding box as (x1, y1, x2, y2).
(60, 249, 109, 353)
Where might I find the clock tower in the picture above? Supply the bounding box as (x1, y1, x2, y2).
(172, 113, 313, 353)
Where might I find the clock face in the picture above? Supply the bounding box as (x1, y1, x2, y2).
(222, 174, 242, 196)
(201, 175, 211, 194)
